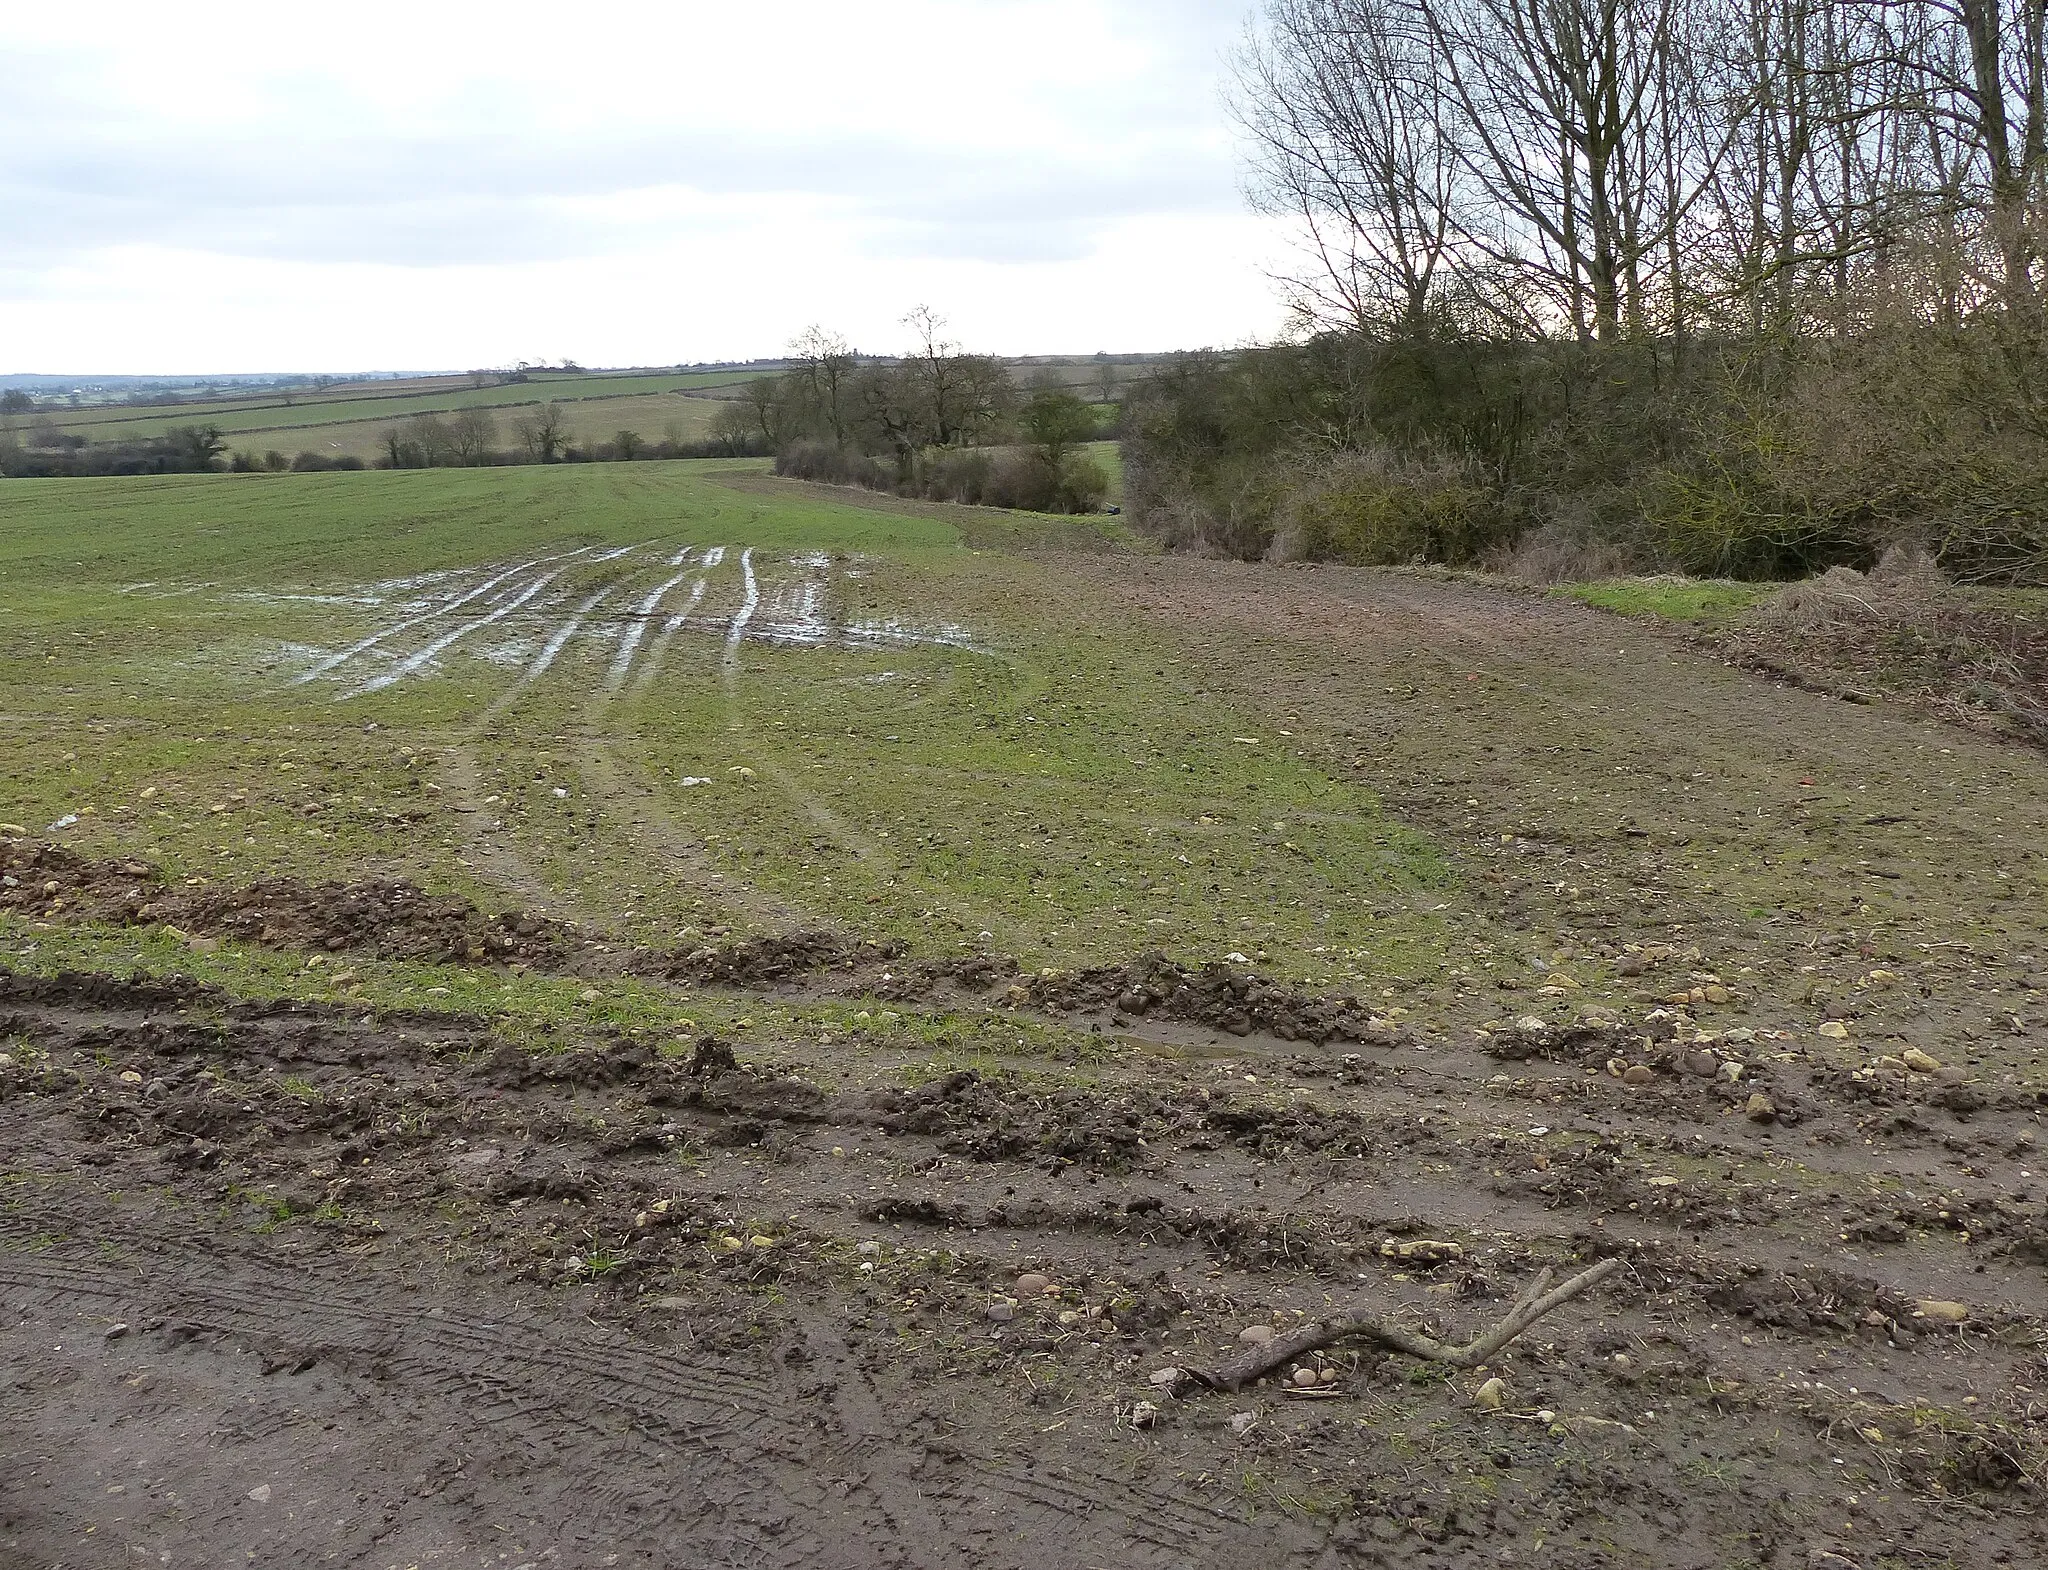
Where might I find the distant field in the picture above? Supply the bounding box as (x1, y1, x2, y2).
(240, 389, 738, 463)
(31, 369, 769, 444)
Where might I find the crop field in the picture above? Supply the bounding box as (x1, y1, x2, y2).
(23, 368, 766, 447)
(2, 461, 2046, 1568)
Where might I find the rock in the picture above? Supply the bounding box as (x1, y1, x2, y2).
(1605, 1057, 1629, 1077)
(1720, 1060, 1745, 1082)
(1058, 1309, 1084, 1326)
(1317, 1367, 1339, 1385)
(247, 1484, 271, 1504)
(1474, 1376, 1506, 1410)
(1128, 1400, 1159, 1430)
(1702, 984, 1732, 1005)
(856, 1240, 881, 1254)
(1681, 1049, 1719, 1078)
(1292, 1367, 1321, 1388)
(1149, 1367, 1183, 1387)
(104, 1323, 129, 1341)
(1238, 1323, 1276, 1346)
(1617, 954, 1646, 977)
(1621, 1064, 1656, 1086)
(1817, 1021, 1850, 1040)
(987, 1300, 1017, 1323)
(1913, 1299, 1968, 1324)
(1901, 1047, 1942, 1073)
(118, 1070, 143, 1084)
(1016, 1272, 1052, 1296)
(1228, 1411, 1259, 1437)
(1745, 1092, 1777, 1122)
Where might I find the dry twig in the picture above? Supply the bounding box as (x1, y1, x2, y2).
(1189, 1257, 1622, 1394)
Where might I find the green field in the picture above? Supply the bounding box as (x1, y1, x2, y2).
(0, 460, 1448, 992)
(30, 369, 765, 441)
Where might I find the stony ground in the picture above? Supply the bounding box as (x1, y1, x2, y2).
(3, 547, 2044, 1570)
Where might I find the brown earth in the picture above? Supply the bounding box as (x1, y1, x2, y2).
(2, 963, 2042, 1569)
(6, 559, 2048, 1569)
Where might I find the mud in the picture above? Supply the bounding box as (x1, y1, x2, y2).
(2, 966, 2043, 1568)
(1, 838, 567, 967)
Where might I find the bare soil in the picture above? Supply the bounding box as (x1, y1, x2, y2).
(5, 560, 2046, 1569)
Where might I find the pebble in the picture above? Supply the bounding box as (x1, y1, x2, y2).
(1621, 1064, 1655, 1086)
(1901, 1047, 1942, 1073)
(1292, 1367, 1320, 1388)
(118, 1070, 143, 1085)
(1058, 1309, 1084, 1326)
(1238, 1324, 1276, 1346)
(987, 1300, 1017, 1323)
(1817, 1021, 1850, 1039)
(1016, 1272, 1052, 1296)
(1128, 1400, 1159, 1430)
(103, 1323, 129, 1341)
(856, 1240, 881, 1255)
(1721, 1060, 1745, 1082)
(247, 1484, 271, 1504)
(1149, 1367, 1183, 1387)
(1474, 1376, 1506, 1410)
(1745, 1092, 1777, 1122)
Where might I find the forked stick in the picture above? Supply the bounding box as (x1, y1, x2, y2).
(1191, 1257, 1622, 1394)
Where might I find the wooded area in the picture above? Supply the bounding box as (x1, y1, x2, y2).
(1127, 0, 2048, 581)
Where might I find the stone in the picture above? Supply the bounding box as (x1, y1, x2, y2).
(1901, 1047, 1942, 1073)
(247, 1484, 271, 1504)
(1058, 1309, 1083, 1326)
(1016, 1272, 1052, 1296)
(1681, 1050, 1719, 1078)
(1702, 984, 1732, 1005)
(1149, 1367, 1183, 1387)
(1817, 1021, 1850, 1040)
(987, 1300, 1017, 1323)
(1621, 1064, 1656, 1086)
(856, 1240, 881, 1254)
(1238, 1323, 1276, 1346)
(1229, 1411, 1259, 1437)
(1474, 1376, 1506, 1410)
(1317, 1367, 1339, 1385)
(118, 1070, 143, 1084)
(1720, 1060, 1745, 1082)
(1745, 1093, 1777, 1122)
(1914, 1299, 1968, 1324)
(1292, 1367, 1321, 1388)
(1128, 1400, 1159, 1429)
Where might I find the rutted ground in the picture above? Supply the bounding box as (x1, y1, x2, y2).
(3, 468, 2045, 1568)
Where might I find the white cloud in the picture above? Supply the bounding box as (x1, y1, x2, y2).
(1, 0, 1288, 370)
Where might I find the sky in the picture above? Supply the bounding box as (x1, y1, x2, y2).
(0, 0, 1292, 374)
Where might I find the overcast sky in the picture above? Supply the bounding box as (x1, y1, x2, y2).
(0, 0, 1290, 374)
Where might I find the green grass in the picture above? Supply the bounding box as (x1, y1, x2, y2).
(1556, 577, 1771, 625)
(0, 459, 1453, 988)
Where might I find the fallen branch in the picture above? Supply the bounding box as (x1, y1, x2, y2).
(1190, 1257, 1622, 1394)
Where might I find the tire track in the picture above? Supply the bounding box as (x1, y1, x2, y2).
(346, 567, 570, 697)
(290, 550, 583, 686)
(606, 569, 697, 688)
(0, 1233, 1269, 1568)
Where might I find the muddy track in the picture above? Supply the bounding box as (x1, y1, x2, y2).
(1, 968, 2042, 1568)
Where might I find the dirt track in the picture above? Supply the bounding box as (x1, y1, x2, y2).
(4, 560, 2045, 1569)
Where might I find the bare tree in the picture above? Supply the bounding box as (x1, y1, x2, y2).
(788, 326, 857, 444)
(1238, 0, 1468, 333)
(512, 401, 570, 463)
(448, 408, 497, 465)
